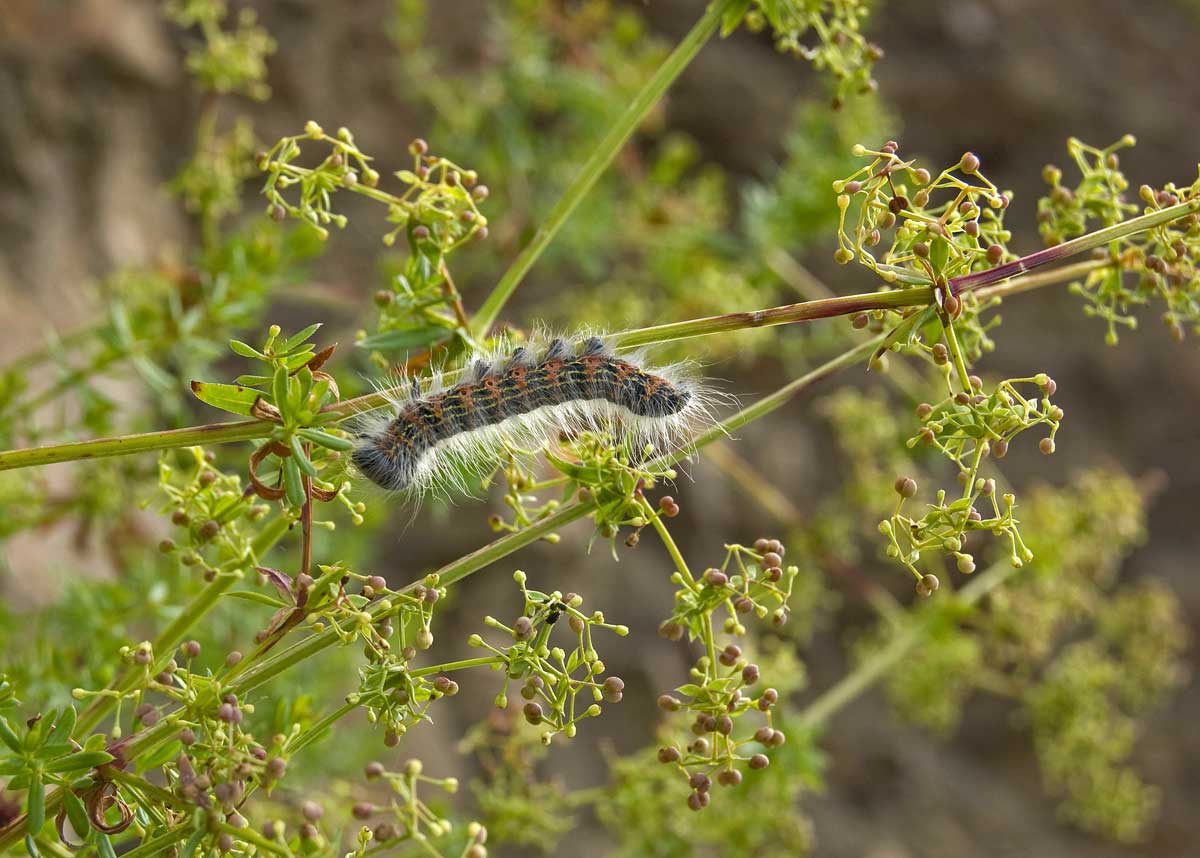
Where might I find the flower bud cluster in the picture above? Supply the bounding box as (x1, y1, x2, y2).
(653, 540, 799, 809)
(469, 571, 629, 744)
(1038, 136, 1200, 344)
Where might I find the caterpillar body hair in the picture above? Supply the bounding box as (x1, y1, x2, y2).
(351, 334, 722, 497)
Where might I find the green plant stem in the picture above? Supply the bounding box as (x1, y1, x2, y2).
(119, 827, 190, 858)
(948, 197, 1200, 293)
(410, 656, 504, 677)
(73, 513, 292, 738)
(973, 257, 1107, 301)
(286, 701, 356, 757)
(677, 336, 884, 461)
(227, 503, 593, 697)
(468, 0, 738, 337)
(216, 821, 291, 857)
(0, 420, 268, 471)
(941, 314, 973, 393)
(32, 836, 73, 858)
(103, 767, 188, 812)
(0, 329, 881, 854)
(796, 558, 1022, 730)
(0, 239, 1151, 476)
(611, 288, 931, 350)
(641, 498, 698, 591)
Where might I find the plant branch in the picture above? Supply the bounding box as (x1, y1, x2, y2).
(73, 513, 293, 738)
(0, 205, 1179, 476)
(0, 330, 883, 853)
(949, 198, 1199, 294)
(468, 0, 738, 336)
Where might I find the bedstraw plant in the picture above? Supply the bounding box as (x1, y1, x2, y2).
(0, 1, 1193, 856)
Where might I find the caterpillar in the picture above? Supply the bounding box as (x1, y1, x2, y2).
(351, 334, 719, 497)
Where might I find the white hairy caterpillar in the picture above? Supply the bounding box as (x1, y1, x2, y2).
(351, 333, 722, 497)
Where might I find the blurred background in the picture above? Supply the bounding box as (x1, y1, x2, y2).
(1, 1, 1198, 856)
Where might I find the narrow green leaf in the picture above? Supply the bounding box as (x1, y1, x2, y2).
(283, 323, 322, 352)
(33, 742, 72, 760)
(95, 832, 118, 858)
(931, 237, 951, 273)
(271, 365, 289, 413)
(23, 834, 38, 858)
(108, 303, 134, 350)
(82, 734, 106, 752)
(226, 591, 290, 609)
(229, 339, 267, 360)
(720, 0, 753, 35)
(284, 349, 317, 371)
(181, 826, 205, 858)
(23, 712, 49, 751)
(355, 326, 451, 353)
(282, 456, 306, 508)
(136, 739, 183, 774)
(288, 435, 317, 478)
(44, 750, 113, 773)
(131, 355, 176, 394)
(544, 450, 591, 480)
(49, 707, 75, 744)
(308, 377, 331, 409)
(234, 374, 272, 387)
(0, 716, 22, 752)
(26, 770, 44, 833)
(297, 428, 354, 452)
(63, 789, 89, 838)
(189, 381, 261, 417)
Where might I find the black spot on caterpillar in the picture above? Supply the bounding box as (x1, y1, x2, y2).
(351, 335, 719, 496)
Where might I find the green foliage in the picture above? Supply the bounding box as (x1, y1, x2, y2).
(0, 2, 1196, 857)
(735, 0, 884, 106)
(164, 0, 276, 100)
(744, 96, 895, 255)
(863, 471, 1189, 841)
(1039, 136, 1200, 343)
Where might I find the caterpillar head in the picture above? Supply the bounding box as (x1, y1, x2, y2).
(352, 434, 418, 493)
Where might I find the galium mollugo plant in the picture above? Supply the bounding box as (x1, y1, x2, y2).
(0, 1, 1196, 856)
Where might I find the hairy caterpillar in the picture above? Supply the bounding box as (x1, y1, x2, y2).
(351, 334, 719, 496)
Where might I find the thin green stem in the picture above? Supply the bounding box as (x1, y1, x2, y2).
(215, 822, 292, 857)
(228, 503, 592, 696)
(673, 335, 885, 462)
(32, 836, 73, 858)
(73, 513, 292, 738)
(949, 197, 1200, 293)
(941, 314, 973, 394)
(103, 767, 188, 812)
(469, 0, 737, 336)
(973, 257, 1107, 301)
(410, 656, 504, 677)
(0, 326, 881, 854)
(701, 613, 719, 682)
(640, 497, 698, 591)
(611, 288, 930, 350)
(119, 827, 191, 858)
(0, 420, 268, 472)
